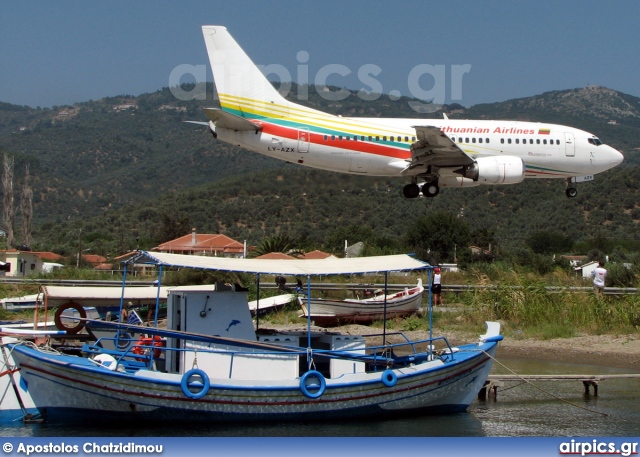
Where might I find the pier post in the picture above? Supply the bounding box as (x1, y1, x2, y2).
(582, 380, 598, 396)
(478, 380, 502, 400)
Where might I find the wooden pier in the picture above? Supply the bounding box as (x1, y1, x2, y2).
(479, 373, 640, 399)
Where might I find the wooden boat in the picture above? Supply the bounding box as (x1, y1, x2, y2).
(9, 252, 502, 424)
(299, 279, 424, 326)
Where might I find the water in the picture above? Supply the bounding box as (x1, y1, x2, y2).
(1, 358, 638, 437)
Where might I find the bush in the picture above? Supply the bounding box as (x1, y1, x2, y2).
(606, 263, 636, 287)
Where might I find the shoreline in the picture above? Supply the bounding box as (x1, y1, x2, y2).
(495, 334, 640, 371)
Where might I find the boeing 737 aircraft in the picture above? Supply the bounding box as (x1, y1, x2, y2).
(199, 26, 623, 198)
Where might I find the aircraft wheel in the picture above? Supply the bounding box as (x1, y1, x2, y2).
(565, 187, 578, 198)
(403, 183, 420, 199)
(422, 183, 440, 198)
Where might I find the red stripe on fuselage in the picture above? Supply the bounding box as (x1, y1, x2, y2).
(260, 122, 411, 160)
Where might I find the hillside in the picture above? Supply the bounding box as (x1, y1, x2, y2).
(1, 84, 640, 257)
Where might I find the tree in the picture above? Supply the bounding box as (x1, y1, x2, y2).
(404, 211, 471, 264)
(20, 164, 33, 247)
(324, 224, 377, 255)
(2, 154, 14, 248)
(156, 211, 190, 244)
(525, 231, 573, 254)
(251, 234, 302, 258)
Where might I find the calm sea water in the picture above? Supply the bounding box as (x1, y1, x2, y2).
(1, 358, 638, 437)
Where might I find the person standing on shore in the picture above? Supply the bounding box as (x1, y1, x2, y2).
(592, 261, 607, 294)
(431, 267, 443, 306)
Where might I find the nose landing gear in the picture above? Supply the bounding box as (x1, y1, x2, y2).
(565, 178, 577, 198)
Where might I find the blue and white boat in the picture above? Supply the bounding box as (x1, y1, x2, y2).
(9, 252, 502, 423)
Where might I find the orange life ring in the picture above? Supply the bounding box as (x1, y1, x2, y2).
(131, 335, 163, 361)
(54, 302, 87, 334)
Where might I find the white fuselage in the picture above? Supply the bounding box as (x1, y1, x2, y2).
(216, 117, 623, 186)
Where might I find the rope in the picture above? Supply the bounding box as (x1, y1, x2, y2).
(306, 347, 316, 371)
(192, 348, 198, 369)
(478, 349, 610, 417)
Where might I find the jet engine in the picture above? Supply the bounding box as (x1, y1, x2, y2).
(454, 156, 525, 184)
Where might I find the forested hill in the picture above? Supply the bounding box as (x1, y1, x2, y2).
(0, 84, 639, 257)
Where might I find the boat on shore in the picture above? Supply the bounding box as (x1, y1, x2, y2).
(9, 252, 502, 423)
(299, 279, 424, 326)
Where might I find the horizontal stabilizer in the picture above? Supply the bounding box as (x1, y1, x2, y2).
(183, 121, 210, 126)
(203, 108, 261, 132)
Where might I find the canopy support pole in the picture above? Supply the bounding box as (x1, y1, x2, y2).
(153, 265, 163, 328)
(116, 262, 129, 347)
(428, 266, 433, 358)
(383, 271, 388, 347)
(255, 273, 260, 331)
(306, 274, 312, 370)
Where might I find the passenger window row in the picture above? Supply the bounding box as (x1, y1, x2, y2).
(323, 135, 417, 142)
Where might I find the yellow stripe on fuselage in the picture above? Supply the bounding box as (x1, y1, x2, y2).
(218, 93, 415, 139)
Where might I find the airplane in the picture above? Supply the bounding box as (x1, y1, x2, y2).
(198, 26, 623, 199)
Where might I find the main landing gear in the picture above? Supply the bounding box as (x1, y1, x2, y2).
(402, 180, 440, 198)
(403, 183, 420, 199)
(565, 178, 577, 198)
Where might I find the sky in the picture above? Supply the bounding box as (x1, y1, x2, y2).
(1, 0, 639, 109)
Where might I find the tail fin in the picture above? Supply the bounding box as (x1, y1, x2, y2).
(202, 26, 289, 119)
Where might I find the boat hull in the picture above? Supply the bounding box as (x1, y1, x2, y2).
(11, 340, 497, 423)
(0, 338, 39, 422)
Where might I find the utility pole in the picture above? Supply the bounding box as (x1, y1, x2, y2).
(77, 229, 82, 268)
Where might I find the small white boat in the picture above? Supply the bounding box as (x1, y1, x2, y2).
(299, 279, 424, 326)
(1, 294, 42, 311)
(9, 252, 502, 424)
(248, 293, 296, 314)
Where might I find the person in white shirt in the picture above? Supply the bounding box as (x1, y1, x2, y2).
(431, 267, 443, 306)
(591, 261, 607, 294)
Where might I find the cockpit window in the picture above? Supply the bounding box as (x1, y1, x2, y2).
(588, 137, 602, 146)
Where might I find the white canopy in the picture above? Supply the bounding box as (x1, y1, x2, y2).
(135, 251, 429, 276)
(41, 285, 170, 307)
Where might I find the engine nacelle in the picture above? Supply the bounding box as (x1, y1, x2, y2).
(456, 156, 525, 184)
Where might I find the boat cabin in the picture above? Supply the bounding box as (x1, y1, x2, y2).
(164, 283, 365, 381)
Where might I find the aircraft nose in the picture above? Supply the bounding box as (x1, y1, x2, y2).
(608, 146, 624, 167)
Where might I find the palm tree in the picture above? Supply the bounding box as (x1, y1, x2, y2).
(250, 234, 304, 258)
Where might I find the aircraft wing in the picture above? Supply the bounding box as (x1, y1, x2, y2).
(202, 108, 262, 132)
(404, 125, 475, 174)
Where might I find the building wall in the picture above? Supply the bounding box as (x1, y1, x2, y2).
(0, 252, 43, 277)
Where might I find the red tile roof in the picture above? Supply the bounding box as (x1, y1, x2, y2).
(33, 251, 63, 261)
(155, 232, 244, 255)
(82, 254, 107, 264)
(302, 250, 333, 260)
(255, 252, 296, 260)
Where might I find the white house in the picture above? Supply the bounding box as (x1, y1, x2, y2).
(0, 250, 44, 277)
